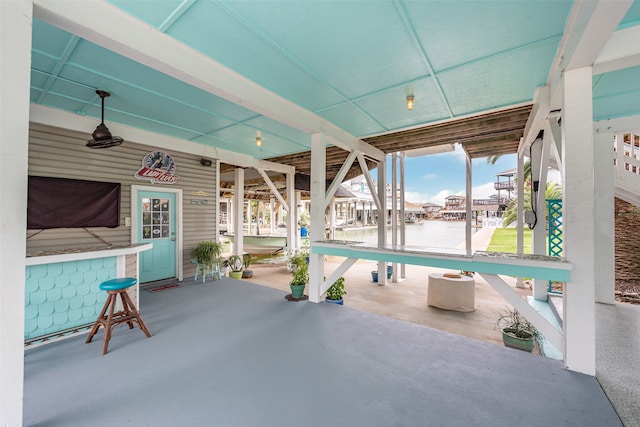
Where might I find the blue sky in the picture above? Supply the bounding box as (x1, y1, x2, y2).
(382, 144, 517, 205)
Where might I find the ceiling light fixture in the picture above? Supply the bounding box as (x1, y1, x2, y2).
(406, 95, 415, 111)
(256, 132, 262, 147)
(86, 90, 123, 149)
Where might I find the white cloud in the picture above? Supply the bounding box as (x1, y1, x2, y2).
(472, 181, 496, 199)
(427, 189, 461, 205)
(404, 191, 428, 204)
(423, 173, 437, 180)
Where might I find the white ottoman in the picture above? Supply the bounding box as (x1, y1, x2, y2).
(427, 273, 475, 312)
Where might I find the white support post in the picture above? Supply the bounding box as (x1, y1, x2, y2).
(562, 66, 596, 375)
(391, 153, 398, 282)
(295, 191, 302, 251)
(0, 1, 31, 424)
(465, 152, 472, 254)
(229, 195, 235, 235)
(377, 156, 387, 285)
(309, 133, 326, 303)
(330, 199, 336, 240)
(286, 171, 296, 254)
(532, 130, 552, 301)
(233, 168, 245, 255)
(399, 153, 406, 280)
(269, 197, 275, 235)
(594, 131, 615, 304)
(516, 151, 526, 288)
(215, 160, 220, 238)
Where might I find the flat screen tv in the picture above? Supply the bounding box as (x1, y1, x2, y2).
(27, 176, 121, 229)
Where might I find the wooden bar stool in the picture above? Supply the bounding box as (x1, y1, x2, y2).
(86, 277, 152, 355)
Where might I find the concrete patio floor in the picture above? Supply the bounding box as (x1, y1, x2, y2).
(243, 258, 531, 350)
(243, 227, 528, 349)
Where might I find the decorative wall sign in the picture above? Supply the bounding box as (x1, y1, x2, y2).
(134, 151, 180, 184)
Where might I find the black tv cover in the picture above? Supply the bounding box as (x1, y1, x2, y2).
(27, 176, 120, 229)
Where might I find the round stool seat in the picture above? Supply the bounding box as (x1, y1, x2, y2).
(99, 277, 137, 291)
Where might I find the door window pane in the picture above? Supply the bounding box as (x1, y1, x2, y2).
(141, 196, 171, 239)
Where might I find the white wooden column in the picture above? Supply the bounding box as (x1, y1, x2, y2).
(233, 168, 244, 255)
(377, 156, 387, 285)
(0, 1, 31, 424)
(295, 190, 302, 250)
(533, 132, 551, 301)
(391, 153, 398, 281)
(562, 66, 596, 375)
(215, 160, 221, 238)
(594, 131, 615, 304)
(330, 199, 336, 240)
(515, 152, 526, 288)
(309, 133, 326, 302)
(399, 153, 406, 279)
(286, 171, 296, 253)
(465, 152, 472, 254)
(269, 197, 275, 235)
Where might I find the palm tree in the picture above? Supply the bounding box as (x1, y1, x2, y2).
(486, 155, 501, 165)
(502, 181, 562, 227)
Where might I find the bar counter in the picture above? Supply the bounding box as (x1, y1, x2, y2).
(25, 243, 152, 342)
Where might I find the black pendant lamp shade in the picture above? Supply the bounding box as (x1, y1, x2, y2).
(86, 90, 123, 149)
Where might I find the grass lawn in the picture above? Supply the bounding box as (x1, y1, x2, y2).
(486, 227, 533, 253)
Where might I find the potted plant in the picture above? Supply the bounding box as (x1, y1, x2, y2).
(495, 307, 540, 352)
(227, 254, 244, 279)
(325, 276, 346, 305)
(191, 240, 223, 280)
(241, 254, 253, 278)
(288, 251, 308, 299)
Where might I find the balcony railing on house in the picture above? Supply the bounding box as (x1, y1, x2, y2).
(614, 132, 640, 206)
(472, 197, 510, 206)
(494, 181, 515, 191)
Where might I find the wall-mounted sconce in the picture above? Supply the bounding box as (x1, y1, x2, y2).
(200, 158, 212, 167)
(256, 136, 262, 147)
(406, 95, 415, 111)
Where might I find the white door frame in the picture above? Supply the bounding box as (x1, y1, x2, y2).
(131, 185, 184, 281)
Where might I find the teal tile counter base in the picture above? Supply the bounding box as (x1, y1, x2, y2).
(25, 257, 116, 340)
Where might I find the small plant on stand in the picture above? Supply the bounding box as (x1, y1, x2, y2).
(191, 240, 223, 281)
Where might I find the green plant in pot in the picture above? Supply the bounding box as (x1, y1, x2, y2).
(495, 307, 540, 352)
(227, 254, 244, 279)
(241, 254, 253, 279)
(288, 251, 308, 299)
(191, 240, 223, 280)
(325, 276, 346, 305)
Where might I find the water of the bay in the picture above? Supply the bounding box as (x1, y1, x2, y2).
(334, 220, 470, 248)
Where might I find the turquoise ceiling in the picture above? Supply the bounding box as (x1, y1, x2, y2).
(29, 1, 640, 160)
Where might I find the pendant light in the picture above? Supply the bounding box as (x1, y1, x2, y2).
(86, 90, 123, 149)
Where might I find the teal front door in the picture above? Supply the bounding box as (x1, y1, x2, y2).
(139, 191, 176, 283)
